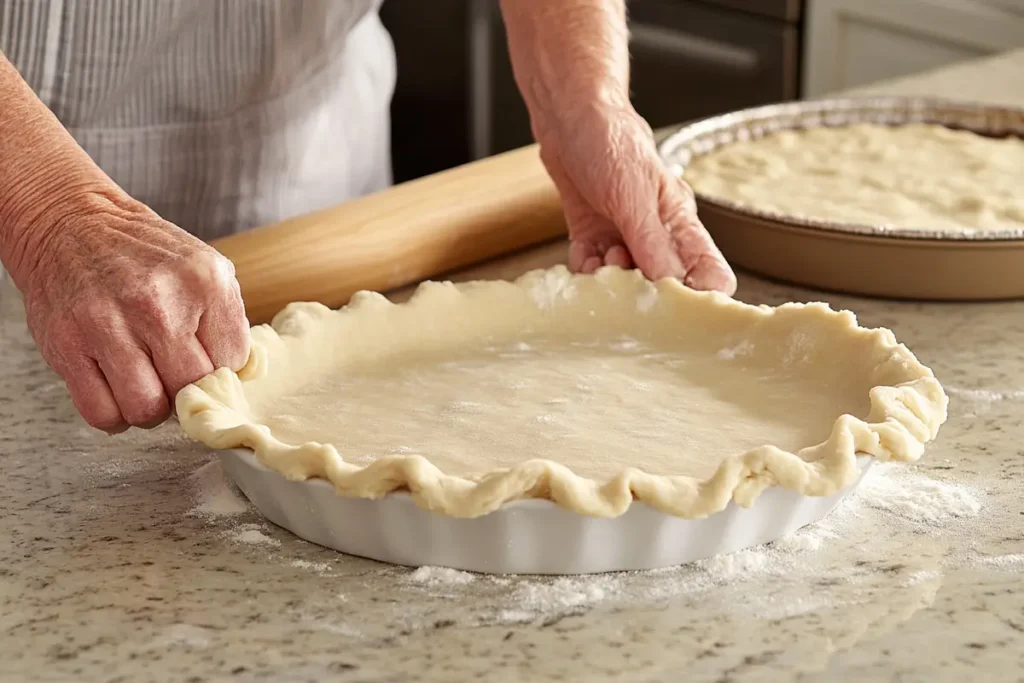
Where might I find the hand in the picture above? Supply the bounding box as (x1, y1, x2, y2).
(19, 190, 250, 433)
(536, 103, 737, 295)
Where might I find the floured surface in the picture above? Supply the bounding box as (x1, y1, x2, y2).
(684, 123, 1024, 233)
(261, 337, 861, 480)
(178, 265, 947, 518)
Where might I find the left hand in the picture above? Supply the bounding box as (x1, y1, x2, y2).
(535, 103, 737, 295)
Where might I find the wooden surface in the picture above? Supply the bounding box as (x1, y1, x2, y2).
(212, 144, 566, 324)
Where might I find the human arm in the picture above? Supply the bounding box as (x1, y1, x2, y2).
(498, 0, 736, 293)
(0, 52, 249, 432)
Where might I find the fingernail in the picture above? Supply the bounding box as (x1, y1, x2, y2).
(685, 260, 737, 295)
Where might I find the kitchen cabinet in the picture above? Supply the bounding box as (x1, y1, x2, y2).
(803, 0, 1024, 96)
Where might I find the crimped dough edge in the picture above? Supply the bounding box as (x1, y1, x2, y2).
(175, 266, 949, 519)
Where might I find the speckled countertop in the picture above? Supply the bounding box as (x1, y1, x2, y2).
(3, 51, 1024, 683)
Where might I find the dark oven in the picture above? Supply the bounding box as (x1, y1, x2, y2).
(381, 0, 803, 182)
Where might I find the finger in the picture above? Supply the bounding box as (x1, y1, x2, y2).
(604, 244, 634, 269)
(149, 334, 215, 400)
(62, 359, 127, 434)
(543, 138, 684, 281)
(196, 282, 250, 371)
(581, 255, 603, 274)
(97, 347, 170, 429)
(568, 239, 599, 273)
(618, 208, 689, 281)
(565, 205, 635, 273)
(544, 150, 624, 275)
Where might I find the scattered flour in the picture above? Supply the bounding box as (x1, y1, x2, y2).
(899, 569, 942, 587)
(944, 386, 1024, 417)
(228, 523, 281, 546)
(291, 559, 333, 574)
(694, 548, 775, 578)
(854, 463, 981, 525)
(79, 458, 150, 480)
(971, 553, 1024, 571)
(405, 566, 477, 587)
(772, 525, 838, 553)
(945, 386, 1024, 402)
(178, 446, 990, 631)
(512, 576, 613, 611)
(384, 463, 985, 627)
(185, 460, 249, 519)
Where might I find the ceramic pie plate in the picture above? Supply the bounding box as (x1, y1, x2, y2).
(181, 266, 948, 575)
(658, 97, 1024, 300)
(218, 447, 872, 575)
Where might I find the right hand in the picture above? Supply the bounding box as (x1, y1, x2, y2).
(19, 189, 250, 433)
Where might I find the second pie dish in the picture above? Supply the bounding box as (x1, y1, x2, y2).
(177, 266, 948, 519)
(658, 98, 1024, 300)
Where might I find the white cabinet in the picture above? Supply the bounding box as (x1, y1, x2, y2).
(803, 0, 1024, 97)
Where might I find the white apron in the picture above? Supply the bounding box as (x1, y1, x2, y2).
(0, 0, 397, 242)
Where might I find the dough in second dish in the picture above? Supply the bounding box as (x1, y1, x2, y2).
(684, 123, 1024, 233)
(177, 266, 948, 519)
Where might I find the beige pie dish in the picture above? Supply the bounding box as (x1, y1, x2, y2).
(178, 267, 947, 547)
(659, 97, 1024, 300)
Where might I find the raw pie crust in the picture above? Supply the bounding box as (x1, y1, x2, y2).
(176, 266, 948, 519)
(684, 123, 1024, 233)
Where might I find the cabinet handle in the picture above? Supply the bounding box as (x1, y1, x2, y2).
(629, 22, 760, 73)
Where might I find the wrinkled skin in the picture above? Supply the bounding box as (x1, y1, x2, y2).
(499, 0, 736, 296)
(19, 191, 249, 433)
(2, 0, 735, 435)
(537, 104, 736, 294)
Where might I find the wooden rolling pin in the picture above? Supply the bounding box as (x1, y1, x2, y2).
(211, 144, 567, 324)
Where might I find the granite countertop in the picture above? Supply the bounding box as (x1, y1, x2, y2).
(3, 51, 1024, 683)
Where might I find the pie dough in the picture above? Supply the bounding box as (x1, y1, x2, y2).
(684, 123, 1024, 233)
(176, 266, 948, 519)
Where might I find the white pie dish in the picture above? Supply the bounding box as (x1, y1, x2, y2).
(178, 267, 947, 573)
(219, 448, 872, 575)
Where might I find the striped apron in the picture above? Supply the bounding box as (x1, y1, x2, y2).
(0, 0, 396, 246)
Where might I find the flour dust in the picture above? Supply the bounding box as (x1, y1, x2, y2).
(181, 451, 1000, 638)
(185, 459, 250, 520)
(307, 463, 986, 635)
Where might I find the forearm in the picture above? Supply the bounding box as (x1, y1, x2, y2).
(0, 52, 114, 288)
(499, 0, 631, 139)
